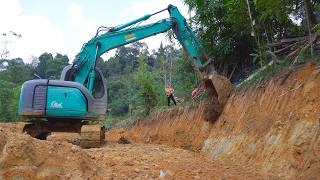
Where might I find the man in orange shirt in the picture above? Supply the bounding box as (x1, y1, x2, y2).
(165, 85, 176, 106)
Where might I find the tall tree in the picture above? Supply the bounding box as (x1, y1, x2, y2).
(34, 52, 69, 79)
(134, 55, 158, 116)
(183, 0, 319, 81)
(0, 58, 33, 84)
(35, 52, 53, 78)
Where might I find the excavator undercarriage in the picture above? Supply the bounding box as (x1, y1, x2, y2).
(22, 119, 105, 148)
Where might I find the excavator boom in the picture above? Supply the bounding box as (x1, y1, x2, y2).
(71, 4, 231, 104)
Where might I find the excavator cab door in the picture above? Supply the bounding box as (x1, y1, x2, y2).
(60, 65, 107, 99)
(60, 65, 108, 119)
(92, 70, 106, 99)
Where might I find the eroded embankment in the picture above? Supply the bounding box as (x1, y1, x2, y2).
(107, 62, 320, 178)
(107, 103, 214, 152)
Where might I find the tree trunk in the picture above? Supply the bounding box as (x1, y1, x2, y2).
(304, 0, 316, 58)
(304, 0, 317, 27)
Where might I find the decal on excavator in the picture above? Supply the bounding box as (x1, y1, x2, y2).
(50, 101, 63, 108)
(124, 33, 136, 41)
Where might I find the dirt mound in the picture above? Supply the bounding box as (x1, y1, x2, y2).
(0, 127, 100, 179)
(107, 62, 320, 178)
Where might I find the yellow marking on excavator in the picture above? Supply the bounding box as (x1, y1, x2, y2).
(124, 33, 136, 41)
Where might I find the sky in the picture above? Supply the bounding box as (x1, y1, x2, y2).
(0, 0, 190, 63)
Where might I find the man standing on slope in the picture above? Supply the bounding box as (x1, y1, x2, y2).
(165, 85, 176, 106)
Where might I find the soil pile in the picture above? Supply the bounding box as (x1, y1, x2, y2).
(0, 126, 101, 179)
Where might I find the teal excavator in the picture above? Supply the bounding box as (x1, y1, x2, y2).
(18, 5, 232, 148)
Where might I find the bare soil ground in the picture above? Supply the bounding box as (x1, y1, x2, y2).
(0, 127, 264, 179)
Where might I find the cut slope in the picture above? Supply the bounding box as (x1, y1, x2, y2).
(202, 62, 320, 178)
(107, 103, 213, 151)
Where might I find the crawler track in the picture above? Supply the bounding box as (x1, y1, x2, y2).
(22, 120, 105, 148)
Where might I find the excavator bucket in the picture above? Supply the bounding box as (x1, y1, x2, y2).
(203, 73, 232, 105)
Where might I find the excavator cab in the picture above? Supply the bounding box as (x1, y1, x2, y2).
(60, 65, 107, 99)
(19, 65, 108, 120)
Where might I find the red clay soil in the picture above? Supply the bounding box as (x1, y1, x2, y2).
(107, 62, 320, 179)
(0, 125, 101, 179)
(0, 125, 265, 179)
(107, 103, 214, 152)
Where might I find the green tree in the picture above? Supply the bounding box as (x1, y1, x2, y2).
(107, 77, 133, 116)
(35, 53, 69, 79)
(184, 0, 255, 80)
(183, 0, 319, 81)
(48, 53, 69, 79)
(0, 81, 21, 122)
(172, 51, 198, 99)
(134, 55, 158, 116)
(35, 52, 53, 78)
(0, 58, 33, 84)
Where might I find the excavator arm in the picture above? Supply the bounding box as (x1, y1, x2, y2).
(72, 5, 219, 95)
(74, 18, 173, 89)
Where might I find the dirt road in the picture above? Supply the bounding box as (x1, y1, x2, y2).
(86, 143, 266, 179)
(0, 126, 265, 179)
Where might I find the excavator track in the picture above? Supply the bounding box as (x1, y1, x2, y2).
(21, 120, 105, 149)
(80, 124, 105, 148)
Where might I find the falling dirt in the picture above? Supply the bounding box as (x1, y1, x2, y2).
(0, 62, 319, 179)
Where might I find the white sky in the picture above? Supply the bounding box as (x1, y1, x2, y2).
(0, 0, 190, 63)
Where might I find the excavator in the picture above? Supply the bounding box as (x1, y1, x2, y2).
(18, 4, 232, 148)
